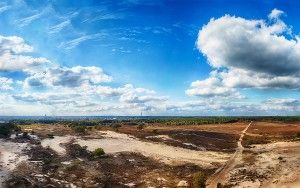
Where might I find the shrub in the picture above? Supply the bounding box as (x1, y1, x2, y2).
(137, 123, 144, 130)
(296, 132, 300, 138)
(152, 129, 158, 134)
(217, 182, 223, 188)
(73, 125, 86, 134)
(5, 161, 34, 187)
(92, 148, 105, 157)
(47, 134, 54, 139)
(111, 124, 121, 131)
(65, 160, 82, 172)
(193, 172, 206, 188)
(22, 132, 30, 139)
(66, 144, 90, 158)
(0, 123, 17, 138)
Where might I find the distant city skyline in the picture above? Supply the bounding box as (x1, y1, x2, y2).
(0, 0, 300, 116)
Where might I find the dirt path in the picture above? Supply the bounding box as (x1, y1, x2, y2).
(206, 121, 252, 188)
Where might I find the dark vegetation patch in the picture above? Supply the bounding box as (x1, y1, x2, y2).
(0, 122, 19, 138)
(117, 127, 239, 152)
(242, 135, 271, 147)
(167, 130, 238, 152)
(296, 132, 300, 139)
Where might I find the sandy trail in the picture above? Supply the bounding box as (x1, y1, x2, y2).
(207, 121, 252, 188)
(41, 131, 230, 168)
(0, 140, 28, 186)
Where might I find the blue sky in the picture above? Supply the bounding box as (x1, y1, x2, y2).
(0, 0, 300, 116)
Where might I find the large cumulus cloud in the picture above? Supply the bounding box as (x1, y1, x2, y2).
(187, 9, 300, 97)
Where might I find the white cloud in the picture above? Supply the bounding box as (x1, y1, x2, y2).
(188, 9, 300, 99)
(186, 71, 242, 98)
(13, 83, 168, 115)
(261, 98, 300, 112)
(120, 91, 167, 104)
(197, 11, 299, 76)
(0, 77, 13, 90)
(0, 35, 50, 71)
(16, 12, 43, 27)
(0, 5, 10, 14)
(19, 64, 167, 114)
(58, 33, 107, 50)
(25, 66, 112, 88)
(268, 8, 284, 20)
(165, 97, 300, 116)
(0, 35, 33, 53)
(48, 20, 71, 34)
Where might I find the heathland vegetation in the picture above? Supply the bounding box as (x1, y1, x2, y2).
(1, 116, 300, 187)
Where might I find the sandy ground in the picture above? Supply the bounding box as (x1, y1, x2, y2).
(0, 139, 28, 186)
(254, 141, 300, 188)
(213, 140, 300, 188)
(41, 135, 74, 155)
(41, 131, 230, 168)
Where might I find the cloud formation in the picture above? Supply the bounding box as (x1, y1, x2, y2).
(186, 71, 242, 98)
(25, 66, 112, 88)
(58, 33, 107, 50)
(187, 9, 300, 98)
(0, 35, 50, 71)
(0, 77, 13, 90)
(48, 20, 71, 34)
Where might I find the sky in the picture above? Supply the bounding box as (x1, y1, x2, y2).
(0, 0, 300, 116)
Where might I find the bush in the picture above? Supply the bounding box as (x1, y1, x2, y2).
(152, 129, 158, 134)
(5, 161, 34, 187)
(0, 123, 17, 138)
(66, 144, 90, 158)
(73, 125, 86, 134)
(137, 123, 144, 131)
(47, 134, 54, 139)
(296, 132, 300, 138)
(65, 160, 82, 172)
(111, 124, 121, 131)
(92, 148, 105, 157)
(193, 172, 206, 188)
(217, 182, 223, 188)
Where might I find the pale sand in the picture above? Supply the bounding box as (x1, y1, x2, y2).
(0, 140, 28, 185)
(41, 131, 230, 168)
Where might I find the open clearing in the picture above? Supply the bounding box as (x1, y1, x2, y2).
(42, 131, 230, 167)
